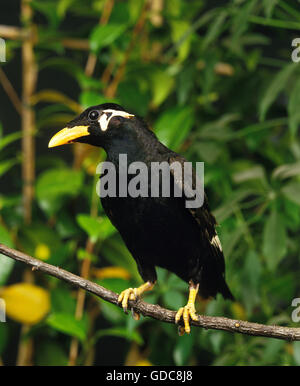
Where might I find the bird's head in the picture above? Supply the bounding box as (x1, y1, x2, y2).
(48, 103, 135, 149)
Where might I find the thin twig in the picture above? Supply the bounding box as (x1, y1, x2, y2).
(17, 0, 37, 367)
(104, 0, 149, 98)
(0, 25, 29, 40)
(85, 0, 115, 76)
(1, 243, 299, 341)
(0, 25, 89, 50)
(21, 0, 37, 225)
(61, 38, 89, 51)
(68, 240, 94, 366)
(68, 174, 100, 365)
(69, 2, 115, 362)
(0, 68, 23, 114)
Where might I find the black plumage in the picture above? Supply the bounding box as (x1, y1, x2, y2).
(49, 103, 234, 334)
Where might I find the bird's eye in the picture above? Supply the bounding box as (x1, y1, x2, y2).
(88, 110, 100, 121)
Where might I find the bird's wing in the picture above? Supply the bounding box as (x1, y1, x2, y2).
(168, 154, 223, 260)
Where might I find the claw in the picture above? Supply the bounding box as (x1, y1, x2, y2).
(118, 288, 136, 313)
(175, 304, 198, 334)
(175, 282, 199, 335)
(117, 281, 155, 315)
(131, 309, 140, 321)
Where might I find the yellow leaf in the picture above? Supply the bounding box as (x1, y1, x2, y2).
(31, 90, 82, 113)
(135, 359, 152, 366)
(82, 147, 102, 175)
(285, 343, 293, 355)
(35, 243, 50, 261)
(92, 266, 131, 280)
(1, 283, 50, 325)
(231, 302, 247, 321)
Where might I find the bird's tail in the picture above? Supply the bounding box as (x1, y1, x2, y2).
(219, 278, 235, 301)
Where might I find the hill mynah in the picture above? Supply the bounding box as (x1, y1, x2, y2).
(49, 103, 234, 334)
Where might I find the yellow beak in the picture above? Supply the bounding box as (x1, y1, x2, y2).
(48, 126, 90, 148)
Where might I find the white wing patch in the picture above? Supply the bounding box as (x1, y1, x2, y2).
(211, 234, 223, 251)
(98, 109, 134, 131)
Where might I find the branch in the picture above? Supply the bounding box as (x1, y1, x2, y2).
(0, 243, 299, 341)
(0, 25, 29, 40)
(0, 67, 23, 114)
(104, 0, 149, 98)
(0, 25, 89, 51)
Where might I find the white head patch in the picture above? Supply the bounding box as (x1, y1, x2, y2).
(98, 109, 134, 132)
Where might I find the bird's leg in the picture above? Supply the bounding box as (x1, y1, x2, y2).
(175, 281, 199, 335)
(118, 281, 155, 316)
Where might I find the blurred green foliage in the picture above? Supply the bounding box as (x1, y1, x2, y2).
(0, 0, 300, 366)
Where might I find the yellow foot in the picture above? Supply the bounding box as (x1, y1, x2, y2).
(175, 281, 199, 335)
(175, 304, 198, 334)
(118, 287, 139, 313)
(118, 281, 155, 314)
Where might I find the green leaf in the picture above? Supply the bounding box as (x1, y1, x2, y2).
(259, 63, 298, 121)
(202, 10, 227, 50)
(96, 278, 131, 295)
(100, 239, 140, 281)
(98, 300, 126, 324)
(77, 214, 116, 242)
(273, 161, 300, 180)
(173, 333, 193, 365)
(36, 168, 83, 214)
(36, 169, 83, 199)
(94, 327, 143, 345)
(19, 223, 66, 265)
(243, 250, 262, 290)
(0, 159, 19, 178)
(262, 0, 278, 18)
(0, 131, 22, 152)
(118, 81, 150, 116)
(170, 20, 191, 61)
(39, 58, 84, 82)
(79, 92, 108, 110)
(46, 312, 88, 341)
(163, 289, 185, 310)
(209, 331, 224, 354)
(262, 339, 285, 364)
(151, 70, 175, 108)
(281, 181, 300, 206)
(288, 77, 300, 139)
(0, 324, 8, 355)
(50, 288, 76, 315)
(262, 210, 287, 271)
(232, 165, 267, 184)
(35, 340, 68, 366)
(0, 225, 15, 285)
(230, 0, 258, 46)
(155, 106, 194, 150)
(31, 1, 61, 28)
(241, 250, 262, 312)
(214, 189, 256, 223)
(57, 0, 76, 18)
(293, 341, 300, 365)
(90, 24, 127, 53)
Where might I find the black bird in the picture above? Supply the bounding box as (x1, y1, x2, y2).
(49, 103, 234, 334)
